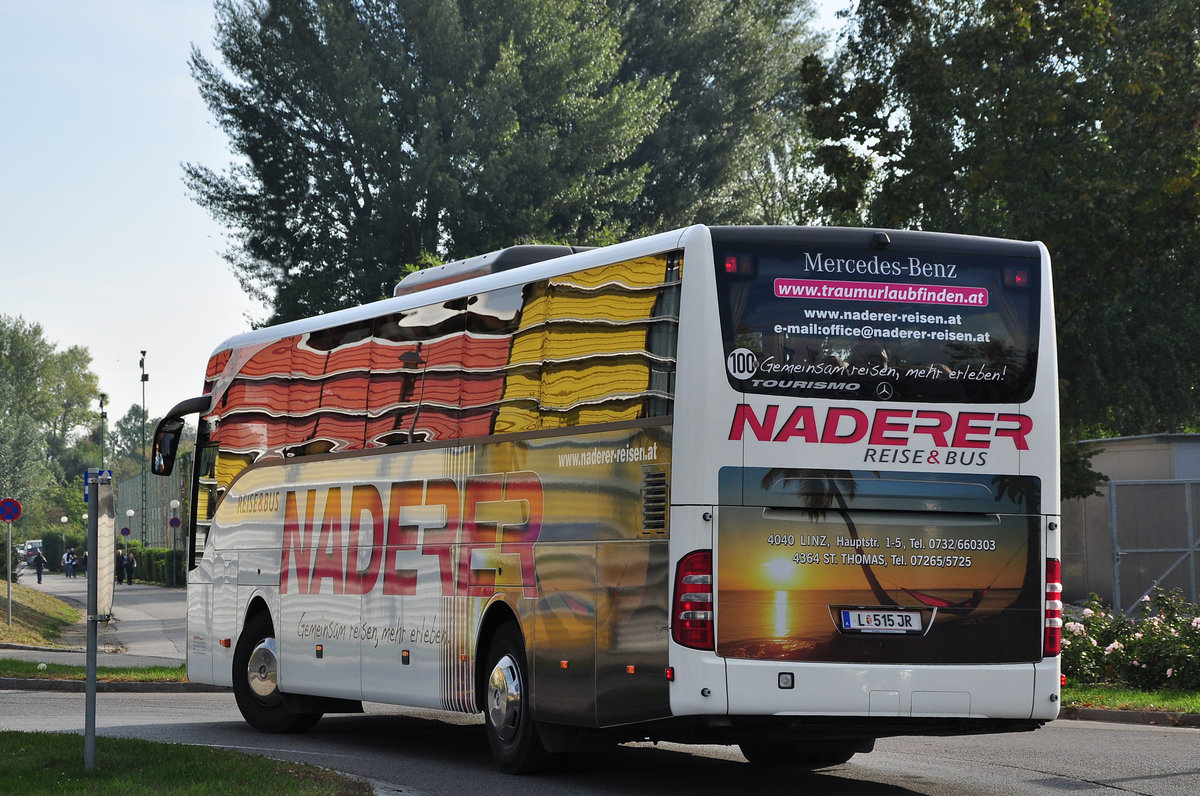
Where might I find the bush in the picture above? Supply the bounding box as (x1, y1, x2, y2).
(1063, 588, 1200, 690)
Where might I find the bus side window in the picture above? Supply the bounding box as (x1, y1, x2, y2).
(463, 284, 539, 437)
(367, 301, 464, 446)
(539, 254, 678, 426)
(300, 320, 373, 454)
(192, 441, 219, 568)
(494, 281, 548, 435)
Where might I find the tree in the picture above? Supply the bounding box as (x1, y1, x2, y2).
(187, 0, 671, 324)
(612, 0, 823, 229)
(108, 404, 158, 485)
(801, 0, 1200, 495)
(0, 314, 103, 534)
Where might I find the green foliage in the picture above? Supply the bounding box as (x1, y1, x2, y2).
(613, 0, 823, 228)
(6, 547, 22, 584)
(189, 0, 674, 323)
(1061, 436, 1107, 500)
(0, 315, 105, 540)
(1063, 589, 1200, 691)
(803, 1, 1200, 492)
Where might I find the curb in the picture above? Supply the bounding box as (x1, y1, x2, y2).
(2, 674, 1197, 726)
(0, 642, 122, 654)
(0, 677, 230, 693)
(1058, 706, 1200, 728)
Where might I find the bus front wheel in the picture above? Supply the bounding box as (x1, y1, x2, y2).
(483, 624, 553, 774)
(232, 611, 322, 734)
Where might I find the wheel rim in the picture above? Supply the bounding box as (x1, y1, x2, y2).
(487, 653, 522, 742)
(246, 637, 281, 704)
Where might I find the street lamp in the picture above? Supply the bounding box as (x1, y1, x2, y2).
(123, 509, 134, 585)
(139, 351, 148, 547)
(98, 393, 107, 469)
(169, 499, 180, 587)
(60, 516, 67, 553)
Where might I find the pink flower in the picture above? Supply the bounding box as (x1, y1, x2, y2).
(1065, 621, 1086, 636)
(1104, 641, 1123, 654)
(1133, 632, 1143, 639)
(1082, 608, 1095, 618)
(1191, 617, 1200, 630)
(1167, 668, 1174, 678)
(1142, 595, 1151, 602)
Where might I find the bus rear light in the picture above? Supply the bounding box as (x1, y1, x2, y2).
(1044, 558, 1063, 657)
(665, 667, 675, 682)
(672, 550, 715, 650)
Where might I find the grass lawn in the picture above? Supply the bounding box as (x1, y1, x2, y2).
(0, 582, 78, 646)
(1062, 684, 1200, 714)
(0, 731, 371, 795)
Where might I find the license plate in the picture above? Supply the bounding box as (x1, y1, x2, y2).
(840, 608, 923, 634)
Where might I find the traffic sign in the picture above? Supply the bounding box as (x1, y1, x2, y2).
(169, 517, 181, 528)
(121, 527, 130, 537)
(0, 498, 20, 522)
(82, 470, 112, 501)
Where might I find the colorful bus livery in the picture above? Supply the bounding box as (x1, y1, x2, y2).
(154, 225, 1061, 773)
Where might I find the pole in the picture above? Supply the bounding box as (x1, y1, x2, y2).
(98, 393, 107, 469)
(85, 469, 115, 770)
(140, 351, 148, 547)
(85, 470, 99, 769)
(169, 499, 180, 588)
(5, 520, 10, 627)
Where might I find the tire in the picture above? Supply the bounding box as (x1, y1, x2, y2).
(739, 742, 860, 768)
(232, 611, 322, 734)
(483, 623, 553, 774)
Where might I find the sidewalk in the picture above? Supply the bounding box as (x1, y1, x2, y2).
(1, 565, 207, 689)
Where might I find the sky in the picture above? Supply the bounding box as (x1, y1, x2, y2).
(1, 0, 845, 426)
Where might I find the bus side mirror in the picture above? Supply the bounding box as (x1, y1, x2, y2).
(150, 395, 210, 476)
(152, 416, 185, 476)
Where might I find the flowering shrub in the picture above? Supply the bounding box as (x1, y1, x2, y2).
(1061, 588, 1200, 690)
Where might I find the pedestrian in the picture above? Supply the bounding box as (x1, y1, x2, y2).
(62, 549, 71, 578)
(31, 549, 46, 584)
(79, 550, 88, 578)
(66, 548, 77, 578)
(124, 550, 137, 585)
(115, 548, 125, 585)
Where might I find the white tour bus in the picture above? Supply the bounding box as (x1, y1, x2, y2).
(153, 225, 1061, 773)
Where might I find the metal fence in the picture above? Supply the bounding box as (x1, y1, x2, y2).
(115, 456, 190, 550)
(1063, 479, 1200, 613)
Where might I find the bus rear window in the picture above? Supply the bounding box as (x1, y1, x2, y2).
(715, 240, 1040, 404)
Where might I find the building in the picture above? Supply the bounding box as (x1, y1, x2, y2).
(1062, 434, 1200, 612)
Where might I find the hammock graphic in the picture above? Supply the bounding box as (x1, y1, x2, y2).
(899, 587, 989, 612)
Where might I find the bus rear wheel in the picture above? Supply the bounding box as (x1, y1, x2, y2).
(233, 611, 322, 734)
(484, 624, 554, 774)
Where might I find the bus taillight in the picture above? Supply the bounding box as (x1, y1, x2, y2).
(672, 550, 714, 650)
(1044, 558, 1063, 657)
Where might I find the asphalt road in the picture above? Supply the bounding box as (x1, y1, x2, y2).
(4, 567, 1200, 793)
(0, 690, 1197, 795)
